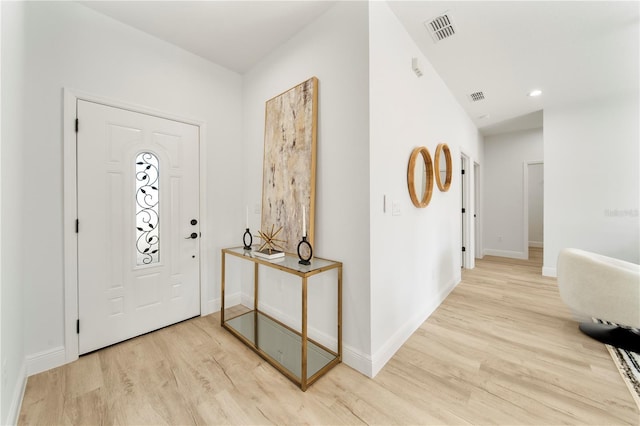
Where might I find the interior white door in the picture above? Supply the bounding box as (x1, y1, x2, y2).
(77, 100, 200, 354)
(461, 156, 466, 268)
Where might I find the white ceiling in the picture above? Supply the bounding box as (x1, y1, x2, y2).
(80, 1, 639, 136)
(388, 1, 639, 135)
(80, 1, 337, 73)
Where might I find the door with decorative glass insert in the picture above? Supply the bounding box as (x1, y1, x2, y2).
(77, 100, 200, 354)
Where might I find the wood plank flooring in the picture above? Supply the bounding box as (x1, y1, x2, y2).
(19, 249, 639, 425)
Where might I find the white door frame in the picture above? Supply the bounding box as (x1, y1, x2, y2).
(461, 152, 473, 269)
(63, 88, 208, 363)
(474, 161, 482, 260)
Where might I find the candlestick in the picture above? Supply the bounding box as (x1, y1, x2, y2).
(302, 205, 306, 237)
(246, 206, 248, 229)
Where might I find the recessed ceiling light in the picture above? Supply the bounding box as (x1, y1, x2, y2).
(528, 89, 542, 97)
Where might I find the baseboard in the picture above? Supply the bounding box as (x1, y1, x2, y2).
(483, 249, 527, 259)
(26, 345, 66, 377)
(230, 274, 458, 379)
(542, 266, 557, 277)
(529, 241, 543, 248)
(204, 298, 217, 316)
(370, 275, 459, 377)
(341, 343, 373, 378)
(206, 291, 242, 316)
(5, 360, 27, 426)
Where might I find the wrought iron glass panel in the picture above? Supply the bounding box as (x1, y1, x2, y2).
(135, 152, 160, 265)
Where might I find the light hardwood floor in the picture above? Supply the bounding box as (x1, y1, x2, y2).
(19, 249, 639, 425)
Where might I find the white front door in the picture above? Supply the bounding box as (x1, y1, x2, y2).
(77, 100, 200, 354)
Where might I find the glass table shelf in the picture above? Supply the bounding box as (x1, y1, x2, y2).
(225, 310, 337, 381)
(221, 247, 342, 391)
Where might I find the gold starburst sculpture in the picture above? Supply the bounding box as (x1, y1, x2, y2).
(257, 224, 287, 253)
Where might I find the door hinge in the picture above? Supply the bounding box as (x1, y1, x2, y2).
(75, 118, 79, 133)
(461, 169, 465, 175)
(462, 208, 466, 213)
(75, 219, 79, 233)
(462, 246, 466, 252)
(76, 319, 80, 334)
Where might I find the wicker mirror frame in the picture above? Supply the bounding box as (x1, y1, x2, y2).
(407, 146, 434, 208)
(435, 143, 452, 192)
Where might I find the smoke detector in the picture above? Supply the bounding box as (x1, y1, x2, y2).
(424, 13, 456, 42)
(412, 57, 423, 77)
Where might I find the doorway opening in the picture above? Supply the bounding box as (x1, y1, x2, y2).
(525, 161, 544, 260)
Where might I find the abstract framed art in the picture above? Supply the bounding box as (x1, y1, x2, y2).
(261, 77, 318, 254)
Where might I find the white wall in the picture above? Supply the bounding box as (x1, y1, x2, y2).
(242, 2, 372, 374)
(369, 2, 483, 376)
(19, 1, 243, 372)
(3, 0, 530, 390)
(483, 128, 543, 259)
(1, 3, 27, 423)
(241, 1, 484, 377)
(544, 93, 639, 276)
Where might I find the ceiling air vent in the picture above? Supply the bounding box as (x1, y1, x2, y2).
(469, 91, 485, 102)
(425, 13, 456, 42)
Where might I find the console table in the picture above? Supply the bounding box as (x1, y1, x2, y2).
(220, 246, 342, 391)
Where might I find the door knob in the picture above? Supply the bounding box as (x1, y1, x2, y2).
(185, 232, 198, 239)
(190, 219, 198, 226)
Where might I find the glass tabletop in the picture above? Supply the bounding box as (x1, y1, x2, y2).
(223, 246, 341, 275)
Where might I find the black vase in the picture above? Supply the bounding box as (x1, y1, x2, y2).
(297, 236, 313, 265)
(243, 228, 253, 250)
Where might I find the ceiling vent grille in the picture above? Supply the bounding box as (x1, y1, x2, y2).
(425, 14, 456, 42)
(469, 91, 485, 102)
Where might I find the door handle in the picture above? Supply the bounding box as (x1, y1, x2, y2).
(190, 219, 198, 226)
(185, 232, 198, 239)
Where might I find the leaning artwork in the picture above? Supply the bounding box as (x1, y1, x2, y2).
(261, 77, 318, 254)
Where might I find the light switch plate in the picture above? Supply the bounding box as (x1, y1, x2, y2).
(392, 200, 401, 216)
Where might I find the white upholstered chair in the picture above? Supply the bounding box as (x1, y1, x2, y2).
(557, 248, 640, 352)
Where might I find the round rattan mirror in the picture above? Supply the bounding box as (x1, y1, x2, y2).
(435, 143, 452, 192)
(407, 146, 433, 208)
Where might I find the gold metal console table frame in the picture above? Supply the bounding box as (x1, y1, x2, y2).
(220, 247, 342, 391)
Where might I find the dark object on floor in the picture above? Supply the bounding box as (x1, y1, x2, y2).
(579, 322, 640, 353)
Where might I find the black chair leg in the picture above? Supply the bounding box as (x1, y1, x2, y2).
(579, 322, 640, 353)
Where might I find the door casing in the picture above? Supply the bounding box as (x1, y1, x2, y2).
(63, 88, 209, 364)
(474, 162, 482, 259)
(460, 151, 475, 269)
